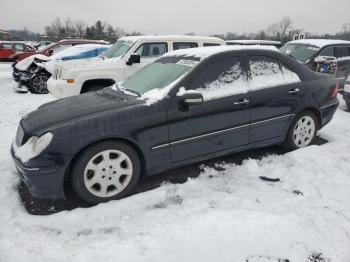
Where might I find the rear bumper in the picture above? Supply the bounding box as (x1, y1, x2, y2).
(47, 77, 82, 99)
(343, 89, 350, 104)
(11, 144, 66, 199)
(320, 101, 339, 128)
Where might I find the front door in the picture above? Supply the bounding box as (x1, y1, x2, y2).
(168, 56, 251, 162)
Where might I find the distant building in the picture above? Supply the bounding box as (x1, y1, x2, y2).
(0, 30, 10, 40)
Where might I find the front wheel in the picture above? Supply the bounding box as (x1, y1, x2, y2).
(29, 72, 50, 94)
(284, 111, 318, 150)
(70, 141, 141, 204)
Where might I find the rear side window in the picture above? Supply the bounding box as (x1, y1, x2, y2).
(334, 46, 350, 58)
(2, 43, 12, 49)
(203, 43, 221, 47)
(173, 42, 198, 50)
(190, 56, 248, 100)
(135, 42, 168, 57)
(319, 47, 334, 57)
(248, 56, 300, 90)
(14, 44, 25, 51)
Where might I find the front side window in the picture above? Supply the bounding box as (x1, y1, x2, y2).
(190, 56, 248, 100)
(121, 57, 196, 95)
(135, 42, 167, 57)
(102, 40, 133, 59)
(14, 44, 25, 51)
(248, 56, 300, 90)
(173, 42, 198, 50)
(280, 43, 319, 63)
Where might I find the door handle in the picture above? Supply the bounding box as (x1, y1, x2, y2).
(234, 98, 250, 105)
(289, 88, 300, 95)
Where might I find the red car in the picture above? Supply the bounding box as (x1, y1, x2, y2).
(0, 42, 36, 61)
(9, 39, 110, 62)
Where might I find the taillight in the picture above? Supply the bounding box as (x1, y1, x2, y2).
(330, 80, 339, 98)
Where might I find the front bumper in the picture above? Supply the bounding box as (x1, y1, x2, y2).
(11, 144, 66, 199)
(47, 77, 82, 99)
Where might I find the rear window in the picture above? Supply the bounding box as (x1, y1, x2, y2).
(334, 46, 350, 58)
(173, 42, 198, 50)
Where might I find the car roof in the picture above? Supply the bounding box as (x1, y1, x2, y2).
(286, 39, 350, 48)
(119, 35, 225, 43)
(58, 39, 109, 44)
(163, 45, 279, 60)
(226, 40, 281, 45)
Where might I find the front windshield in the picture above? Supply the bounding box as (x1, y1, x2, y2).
(120, 57, 198, 95)
(41, 42, 57, 52)
(280, 43, 319, 63)
(101, 40, 133, 59)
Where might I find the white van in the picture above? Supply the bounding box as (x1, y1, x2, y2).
(48, 35, 225, 98)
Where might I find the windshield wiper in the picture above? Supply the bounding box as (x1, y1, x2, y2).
(114, 83, 141, 97)
(124, 88, 141, 97)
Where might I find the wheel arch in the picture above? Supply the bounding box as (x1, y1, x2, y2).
(63, 137, 147, 192)
(298, 107, 322, 129)
(81, 78, 116, 93)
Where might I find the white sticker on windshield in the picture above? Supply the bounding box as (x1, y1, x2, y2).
(176, 60, 198, 67)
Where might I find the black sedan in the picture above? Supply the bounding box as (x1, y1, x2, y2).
(11, 46, 339, 204)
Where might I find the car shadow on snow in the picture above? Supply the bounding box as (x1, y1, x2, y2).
(18, 136, 328, 216)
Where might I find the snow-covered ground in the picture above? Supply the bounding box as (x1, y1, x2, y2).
(0, 62, 350, 262)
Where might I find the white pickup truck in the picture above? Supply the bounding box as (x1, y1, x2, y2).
(47, 35, 225, 98)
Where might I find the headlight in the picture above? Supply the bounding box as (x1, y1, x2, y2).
(14, 132, 53, 163)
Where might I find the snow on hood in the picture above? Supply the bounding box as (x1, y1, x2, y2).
(55, 56, 106, 70)
(50, 44, 109, 60)
(15, 54, 51, 71)
(163, 45, 278, 60)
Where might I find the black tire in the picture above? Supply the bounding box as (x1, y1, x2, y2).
(284, 110, 318, 150)
(70, 141, 141, 204)
(29, 72, 50, 94)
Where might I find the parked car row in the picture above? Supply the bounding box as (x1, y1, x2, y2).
(11, 39, 339, 204)
(13, 43, 110, 93)
(0, 41, 36, 61)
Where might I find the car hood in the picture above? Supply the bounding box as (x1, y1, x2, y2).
(21, 88, 142, 135)
(56, 57, 122, 70)
(15, 54, 50, 71)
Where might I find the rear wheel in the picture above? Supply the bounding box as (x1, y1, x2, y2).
(284, 111, 318, 150)
(70, 141, 141, 204)
(29, 72, 50, 94)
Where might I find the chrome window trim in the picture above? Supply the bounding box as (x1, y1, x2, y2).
(151, 114, 294, 150)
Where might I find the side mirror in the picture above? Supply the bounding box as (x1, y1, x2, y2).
(47, 49, 54, 56)
(178, 90, 204, 106)
(126, 53, 140, 65)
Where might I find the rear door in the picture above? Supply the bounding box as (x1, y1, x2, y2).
(247, 54, 304, 143)
(168, 55, 251, 162)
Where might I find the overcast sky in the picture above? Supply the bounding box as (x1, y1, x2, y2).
(1, 0, 349, 35)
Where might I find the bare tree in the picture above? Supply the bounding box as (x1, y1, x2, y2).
(266, 17, 293, 42)
(75, 20, 86, 38)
